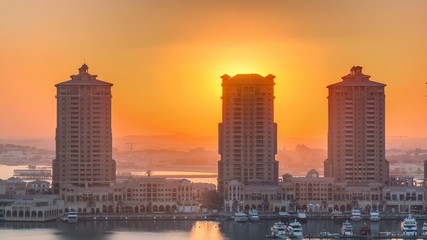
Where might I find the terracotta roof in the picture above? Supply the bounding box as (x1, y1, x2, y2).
(56, 64, 113, 87)
(328, 66, 386, 88)
(55, 79, 112, 87)
(221, 73, 275, 85)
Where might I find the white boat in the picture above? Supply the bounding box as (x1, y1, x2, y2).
(248, 209, 260, 221)
(341, 220, 353, 236)
(287, 219, 303, 237)
(331, 210, 345, 221)
(296, 210, 307, 222)
(320, 232, 339, 237)
(422, 222, 427, 236)
(379, 232, 393, 237)
(350, 209, 362, 221)
(369, 210, 380, 222)
(270, 221, 289, 238)
(402, 214, 417, 236)
(234, 212, 248, 222)
(62, 210, 78, 223)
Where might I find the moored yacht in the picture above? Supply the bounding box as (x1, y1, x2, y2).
(341, 220, 353, 236)
(422, 222, 427, 236)
(402, 214, 417, 236)
(248, 209, 260, 221)
(287, 219, 303, 237)
(234, 212, 248, 223)
(350, 209, 362, 221)
(270, 221, 289, 238)
(320, 232, 339, 237)
(369, 210, 380, 222)
(296, 210, 307, 222)
(331, 210, 345, 221)
(62, 209, 78, 223)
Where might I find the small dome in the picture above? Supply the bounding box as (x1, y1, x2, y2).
(306, 169, 319, 178)
(78, 63, 89, 74)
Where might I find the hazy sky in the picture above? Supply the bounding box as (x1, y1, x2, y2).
(0, 0, 426, 147)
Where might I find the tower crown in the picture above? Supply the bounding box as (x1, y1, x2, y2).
(79, 63, 89, 74)
(350, 66, 363, 75)
(70, 64, 98, 81)
(56, 64, 112, 87)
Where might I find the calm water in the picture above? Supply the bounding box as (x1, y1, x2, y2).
(0, 219, 424, 240)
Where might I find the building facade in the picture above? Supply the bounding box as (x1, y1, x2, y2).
(0, 178, 27, 195)
(0, 195, 64, 222)
(324, 66, 389, 186)
(52, 64, 116, 193)
(218, 74, 278, 196)
(223, 170, 427, 213)
(59, 177, 215, 214)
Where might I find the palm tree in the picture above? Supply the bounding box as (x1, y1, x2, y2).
(231, 200, 239, 212)
(321, 200, 328, 212)
(87, 196, 96, 208)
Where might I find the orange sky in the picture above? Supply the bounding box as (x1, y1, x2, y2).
(0, 0, 426, 148)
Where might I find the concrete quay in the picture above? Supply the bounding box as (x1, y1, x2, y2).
(306, 236, 427, 239)
(75, 213, 231, 221)
(73, 212, 427, 222)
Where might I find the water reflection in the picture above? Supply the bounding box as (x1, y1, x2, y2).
(1, 219, 426, 240)
(0, 221, 224, 240)
(189, 221, 225, 240)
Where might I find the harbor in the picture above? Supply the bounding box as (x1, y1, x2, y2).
(56, 211, 427, 222)
(53, 210, 427, 239)
(5, 218, 427, 240)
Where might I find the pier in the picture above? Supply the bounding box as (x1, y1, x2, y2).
(76, 213, 226, 221)
(68, 212, 427, 221)
(306, 236, 427, 239)
(13, 169, 51, 180)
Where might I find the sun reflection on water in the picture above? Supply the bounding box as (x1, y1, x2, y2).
(189, 221, 225, 240)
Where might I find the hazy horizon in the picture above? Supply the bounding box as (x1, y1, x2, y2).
(1, 134, 426, 152)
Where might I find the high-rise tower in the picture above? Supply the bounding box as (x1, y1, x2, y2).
(52, 64, 116, 193)
(217, 74, 278, 195)
(324, 66, 389, 185)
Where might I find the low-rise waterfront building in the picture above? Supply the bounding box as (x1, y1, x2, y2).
(384, 186, 425, 212)
(223, 170, 334, 213)
(282, 170, 334, 212)
(26, 180, 50, 194)
(0, 178, 27, 195)
(0, 178, 51, 195)
(191, 182, 216, 201)
(331, 183, 384, 212)
(222, 170, 427, 213)
(0, 195, 64, 222)
(59, 177, 213, 214)
(224, 180, 280, 212)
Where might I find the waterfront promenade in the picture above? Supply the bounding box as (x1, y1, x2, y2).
(73, 211, 427, 222)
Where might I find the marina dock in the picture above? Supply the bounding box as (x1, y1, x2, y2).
(68, 212, 427, 221)
(306, 236, 427, 239)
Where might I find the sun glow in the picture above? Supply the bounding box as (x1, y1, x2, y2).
(0, 1, 426, 142)
(189, 222, 224, 240)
